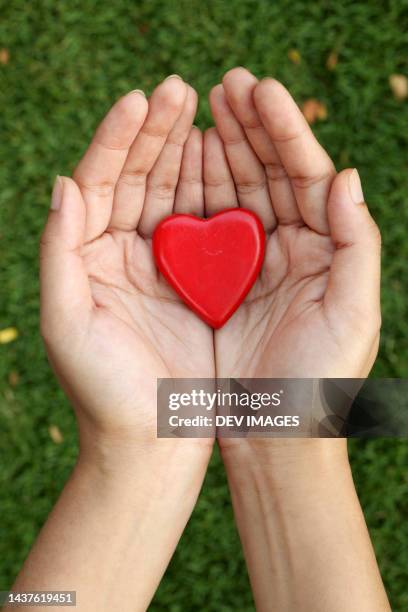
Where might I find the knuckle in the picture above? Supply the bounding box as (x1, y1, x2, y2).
(165, 138, 185, 150)
(148, 181, 176, 199)
(265, 162, 288, 181)
(236, 179, 267, 195)
(141, 123, 169, 139)
(291, 167, 335, 190)
(225, 136, 246, 147)
(205, 177, 229, 188)
(39, 230, 56, 253)
(272, 127, 307, 143)
(118, 168, 147, 187)
(75, 178, 115, 198)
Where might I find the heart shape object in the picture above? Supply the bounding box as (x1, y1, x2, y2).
(152, 208, 265, 328)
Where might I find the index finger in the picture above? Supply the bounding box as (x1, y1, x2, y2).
(254, 79, 336, 235)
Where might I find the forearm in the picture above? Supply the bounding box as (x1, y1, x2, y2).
(221, 439, 390, 612)
(10, 439, 211, 612)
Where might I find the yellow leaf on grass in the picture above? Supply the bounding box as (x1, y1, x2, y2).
(0, 48, 9, 65)
(326, 52, 338, 71)
(389, 74, 408, 100)
(8, 370, 19, 386)
(0, 327, 18, 344)
(49, 425, 64, 444)
(288, 49, 301, 64)
(302, 99, 328, 124)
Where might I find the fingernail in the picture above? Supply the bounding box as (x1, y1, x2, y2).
(51, 175, 63, 211)
(130, 88, 146, 97)
(349, 169, 364, 204)
(165, 74, 182, 81)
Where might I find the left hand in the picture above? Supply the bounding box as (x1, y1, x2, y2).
(206, 68, 381, 384)
(40, 76, 214, 459)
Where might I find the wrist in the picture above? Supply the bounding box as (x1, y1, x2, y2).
(77, 414, 214, 472)
(220, 438, 349, 489)
(16, 435, 212, 612)
(221, 440, 389, 612)
(75, 431, 213, 502)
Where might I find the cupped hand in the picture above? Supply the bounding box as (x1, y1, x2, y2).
(40, 76, 214, 450)
(206, 68, 381, 385)
(41, 69, 382, 456)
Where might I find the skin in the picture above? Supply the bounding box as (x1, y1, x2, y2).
(207, 68, 381, 382)
(12, 76, 214, 612)
(206, 67, 388, 611)
(40, 76, 214, 442)
(9, 70, 389, 611)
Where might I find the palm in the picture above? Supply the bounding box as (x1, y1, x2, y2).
(207, 68, 380, 382)
(56, 229, 210, 432)
(42, 70, 380, 438)
(82, 229, 211, 379)
(216, 225, 337, 377)
(42, 77, 214, 435)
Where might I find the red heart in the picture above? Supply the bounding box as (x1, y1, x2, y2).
(152, 208, 265, 328)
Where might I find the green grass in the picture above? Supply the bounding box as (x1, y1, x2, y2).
(0, 1, 407, 609)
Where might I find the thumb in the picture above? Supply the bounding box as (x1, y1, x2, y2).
(324, 169, 381, 331)
(40, 176, 92, 342)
